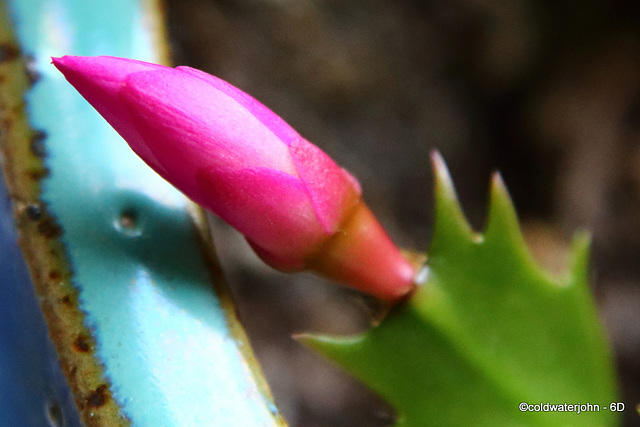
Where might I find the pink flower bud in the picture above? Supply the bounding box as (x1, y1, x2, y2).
(52, 55, 416, 302)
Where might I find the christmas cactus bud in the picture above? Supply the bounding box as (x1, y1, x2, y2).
(52, 55, 417, 302)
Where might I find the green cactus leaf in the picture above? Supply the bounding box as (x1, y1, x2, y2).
(299, 152, 618, 426)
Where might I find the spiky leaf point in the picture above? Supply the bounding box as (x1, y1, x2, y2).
(299, 153, 618, 426)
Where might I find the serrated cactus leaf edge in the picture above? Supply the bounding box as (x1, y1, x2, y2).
(299, 152, 618, 427)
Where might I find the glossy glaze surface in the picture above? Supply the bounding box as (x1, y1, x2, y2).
(5, 0, 282, 425)
(0, 170, 82, 427)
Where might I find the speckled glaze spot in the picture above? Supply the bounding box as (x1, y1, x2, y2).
(45, 399, 64, 427)
(72, 335, 91, 353)
(36, 215, 63, 239)
(114, 208, 142, 237)
(1, 117, 12, 131)
(26, 167, 49, 180)
(30, 130, 47, 158)
(0, 42, 19, 63)
(24, 203, 43, 220)
(87, 385, 109, 409)
(58, 295, 72, 306)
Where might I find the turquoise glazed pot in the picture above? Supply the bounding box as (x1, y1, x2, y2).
(0, 1, 285, 425)
(0, 163, 81, 426)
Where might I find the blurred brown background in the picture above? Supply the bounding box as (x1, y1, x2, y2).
(165, 1, 640, 425)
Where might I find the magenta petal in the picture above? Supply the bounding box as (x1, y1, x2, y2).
(121, 69, 296, 172)
(289, 138, 362, 233)
(177, 66, 301, 146)
(196, 166, 327, 268)
(52, 56, 165, 89)
(52, 56, 167, 170)
(53, 55, 417, 301)
(118, 68, 299, 198)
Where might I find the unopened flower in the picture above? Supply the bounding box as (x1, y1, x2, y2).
(53, 55, 416, 302)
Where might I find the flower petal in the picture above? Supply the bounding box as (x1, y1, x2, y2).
(52, 56, 167, 170)
(196, 166, 326, 269)
(118, 68, 299, 200)
(289, 137, 362, 233)
(177, 66, 301, 146)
